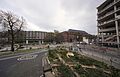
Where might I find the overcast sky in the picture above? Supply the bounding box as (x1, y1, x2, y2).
(0, 0, 105, 34)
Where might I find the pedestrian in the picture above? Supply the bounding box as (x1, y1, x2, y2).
(79, 47, 82, 52)
(48, 45, 49, 48)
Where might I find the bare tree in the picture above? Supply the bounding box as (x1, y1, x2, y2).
(0, 10, 26, 51)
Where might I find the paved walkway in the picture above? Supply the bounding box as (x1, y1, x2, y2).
(42, 53, 55, 77)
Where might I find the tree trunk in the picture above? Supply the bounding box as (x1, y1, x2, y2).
(11, 39, 14, 52)
(11, 30, 14, 52)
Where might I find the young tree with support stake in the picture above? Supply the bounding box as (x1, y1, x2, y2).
(0, 10, 26, 52)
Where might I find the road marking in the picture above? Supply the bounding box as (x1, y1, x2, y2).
(17, 54, 38, 61)
(0, 50, 48, 61)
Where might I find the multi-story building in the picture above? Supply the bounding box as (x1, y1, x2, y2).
(61, 31, 74, 42)
(24, 31, 47, 44)
(0, 29, 94, 45)
(61, 29, 93, 43)
(97, 0, 120, 48)
(0, 31, 48, 45)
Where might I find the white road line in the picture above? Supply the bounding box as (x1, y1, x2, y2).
(17, 54, 38, 61)
(0, 50, 48, 61)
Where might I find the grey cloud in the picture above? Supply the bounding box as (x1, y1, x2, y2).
(0, 0, 105, 34)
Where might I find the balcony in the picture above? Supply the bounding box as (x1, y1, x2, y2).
(98, 24, 101, 27)
(99, 35, 116, 38)
(98, 11, 114, 20)
(115, 0, 120, 3)
(116, 15, 120, 19)
(98, 19, 115, 26)
(105, 35, 116, 41)
(116, 7, 120, 13)
(115, 0, 119, 2)
(98, 2, 114, 15)
(99, 27, 116, 32)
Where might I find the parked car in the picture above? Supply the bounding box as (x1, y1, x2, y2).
(80, 41, 87, 45)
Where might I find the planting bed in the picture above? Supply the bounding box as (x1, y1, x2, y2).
(48, 49, 120, 77)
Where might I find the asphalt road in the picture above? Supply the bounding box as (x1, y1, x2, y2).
(0, 50, 47, 77)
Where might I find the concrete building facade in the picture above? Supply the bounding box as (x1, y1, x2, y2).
(97, 0, 120, 48)
(24, 31, 47, 44)
(0, 31, 48, 45)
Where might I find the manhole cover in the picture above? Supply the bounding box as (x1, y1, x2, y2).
(17, 54, 38, 61)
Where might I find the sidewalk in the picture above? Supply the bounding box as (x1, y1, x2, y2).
(42, 54, 55, 77)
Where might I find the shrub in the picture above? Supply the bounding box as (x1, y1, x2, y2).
(57, 64, 76, 77)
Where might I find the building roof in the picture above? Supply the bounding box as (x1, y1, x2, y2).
(68, 29, 89, 36)
(97, 0, 113, 10)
